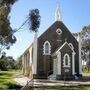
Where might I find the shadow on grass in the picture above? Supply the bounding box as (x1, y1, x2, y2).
(0, 72, 13, 75)
(0, 76, 12, 79)
(0, 70, 22, 90)
(32, 86, 90, 90)
(3, 82, 22, 90)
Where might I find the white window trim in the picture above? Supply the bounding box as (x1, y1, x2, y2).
(63, 53, 70, 67)
(69, 43, 74, 50)
(56, 28, 62, 35)
(43, 41, 51, 55)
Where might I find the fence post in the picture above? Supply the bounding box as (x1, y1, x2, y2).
(26, 81, 28, 90)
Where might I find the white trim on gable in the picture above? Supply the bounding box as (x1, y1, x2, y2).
(69, 43, 74, 50)
(56, 42, 67, 54)
(56, 41, 74, 54)
(52, 41, 76, 58)
(43, 41, 51, 55)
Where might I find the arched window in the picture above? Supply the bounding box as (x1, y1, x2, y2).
(63, 53, 70, 67)
(65, 55, 68, 66)
(43, 41, 51, 55)
(69, 43, 74, 50)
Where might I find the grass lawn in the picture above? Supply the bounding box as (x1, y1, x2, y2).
(0, 70, 22, 90)
(83, 72, 90, 76)
(32, 86, 90, 90)
(1, 70, 90, 90)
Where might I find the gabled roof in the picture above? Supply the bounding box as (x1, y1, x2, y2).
(52, 41, 75, 57)
(22, 21, 78, 56)
(38, 21, 77, 41)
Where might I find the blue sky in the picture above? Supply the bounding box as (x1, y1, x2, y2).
(5, 0, 90, 59)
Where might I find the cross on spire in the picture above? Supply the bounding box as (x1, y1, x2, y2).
(55, 0, 62, 21)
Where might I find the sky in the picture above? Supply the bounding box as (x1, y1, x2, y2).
(5, 0, 90, 60)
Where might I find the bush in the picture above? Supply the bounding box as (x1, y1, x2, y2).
(0, 56, 16, 71)
(5, 83, 22, 89)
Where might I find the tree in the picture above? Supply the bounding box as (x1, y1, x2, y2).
(12, 9, 41, 70)
(81, 25, 90, 67)
(15, 56, 22, 70)
(0, 55, 8, 70)
(0, 0, 18, 55)
(7, 56, 16, 69)
(0, 55, 16, 71)
(1, 0, 18, 5)
(28, 9, 41, 32)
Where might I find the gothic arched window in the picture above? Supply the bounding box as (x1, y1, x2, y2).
(43, 41, 51, 55)
(65, 55, 68, 66)
(63, 53, 70, 67)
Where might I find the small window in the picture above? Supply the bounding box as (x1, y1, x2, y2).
(63, 53, 70, 67)
(56, 28, 62, 35)
(69, 43, 74, 50)
(43, 41, 51, 55)
(45, 43, 49, 53)
(65, 55, 68, 66)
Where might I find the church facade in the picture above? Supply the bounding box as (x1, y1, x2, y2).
(22, 5, 82, 80)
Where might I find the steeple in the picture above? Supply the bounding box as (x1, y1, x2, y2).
(55, 0, 62, 21)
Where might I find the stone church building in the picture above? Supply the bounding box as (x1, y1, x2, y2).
(22, 4, 82, 80)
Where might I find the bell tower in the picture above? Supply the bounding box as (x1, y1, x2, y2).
(55, 0, 62, 21)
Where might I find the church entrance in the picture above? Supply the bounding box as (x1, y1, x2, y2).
(52, 42, 76, 80)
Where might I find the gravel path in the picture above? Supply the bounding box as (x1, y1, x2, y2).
(14, 76, 31, 86)
(14, 76, 90, 87)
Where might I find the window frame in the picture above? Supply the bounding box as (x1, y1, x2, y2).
(63, 53, 70, 67)
(56, 28, 62, 35)
(43, 41, 51, 55)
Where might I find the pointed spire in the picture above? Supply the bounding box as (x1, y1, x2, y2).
(55, 0, 62, 21)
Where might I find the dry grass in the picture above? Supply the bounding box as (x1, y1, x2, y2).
(82, 72, 90, 76)
(0, 70, 22, 90)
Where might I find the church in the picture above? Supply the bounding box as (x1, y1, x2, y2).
(21, 4, 82, 80)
